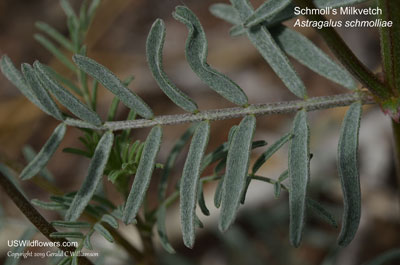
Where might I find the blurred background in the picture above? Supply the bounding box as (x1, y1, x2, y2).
(0, 0, 399, 264)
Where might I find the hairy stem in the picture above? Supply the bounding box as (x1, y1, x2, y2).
(65, 93, 374, 131)
(0, 172, 94, 265)
(292, 0, 391, 100)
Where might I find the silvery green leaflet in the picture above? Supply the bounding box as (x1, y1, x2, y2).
(0, 0, 373, 258)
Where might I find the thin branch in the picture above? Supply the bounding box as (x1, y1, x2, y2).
(0, 172, 94, 265)
(65, 92, 374, 131)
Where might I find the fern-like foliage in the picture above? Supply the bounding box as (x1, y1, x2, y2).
(0, 0, 374, 262)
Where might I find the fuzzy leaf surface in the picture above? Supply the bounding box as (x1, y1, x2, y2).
(65, 131, 114, 221)
(73, 55, 153, 119)
(209, 3, 242, 24)
(20, 124, 66, 180)
(0, 56, 49, 114)
(180, 120, 210, 248)
(271, 26, 356, 90)
(123, 126, 162, 224)
(220, 115, 256, 231)
(288, 109, 310, 247)
(34, 61, 102, 125)
(173, 6, 248, 106)
(147, 19, 198, 113)
(230, 0, 307, 99)
(21, 63, 64, 120)
(337, 101, 362, 246)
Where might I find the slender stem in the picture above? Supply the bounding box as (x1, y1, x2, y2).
(392, 121, 400, 188)
(0, 172, 94, 265)
(65, 92, 374, 131)
(252, 174, 289, 191)
(292, 0, 392, 100)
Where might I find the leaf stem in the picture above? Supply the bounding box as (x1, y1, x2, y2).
(64, 92, 374, 131)
(0, 171, 94, 265)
